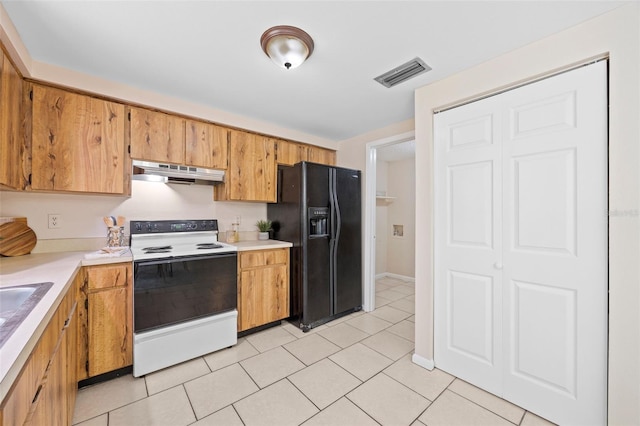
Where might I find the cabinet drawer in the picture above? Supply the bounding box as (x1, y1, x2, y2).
(85, 264, 131, 291)
(240, 249, 288, 269)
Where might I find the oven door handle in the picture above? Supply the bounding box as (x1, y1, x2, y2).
(134, 252, 237, 266)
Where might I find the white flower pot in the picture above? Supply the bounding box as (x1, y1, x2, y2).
(258, 232, 269, 240)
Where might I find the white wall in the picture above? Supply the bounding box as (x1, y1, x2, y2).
(414, 4, 639, 424)
(0, 182, 266, 249)
(386, 158, 415, 278)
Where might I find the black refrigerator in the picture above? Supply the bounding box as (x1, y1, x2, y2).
(268, 161, 362, 331)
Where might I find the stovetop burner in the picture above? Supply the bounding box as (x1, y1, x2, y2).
(196, 243, 223, 249)
(143, 245, 173, 254)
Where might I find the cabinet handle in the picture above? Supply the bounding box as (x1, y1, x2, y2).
(32, 384, 43, 403)
(494, 262, 503, 270)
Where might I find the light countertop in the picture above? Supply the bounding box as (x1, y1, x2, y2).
(230, 240, 293, 251)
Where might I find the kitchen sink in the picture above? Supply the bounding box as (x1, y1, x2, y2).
(0, 282, 53, 348)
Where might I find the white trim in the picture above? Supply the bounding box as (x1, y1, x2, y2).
(412, 353, 435, 371)
(364, 131, 415, 312)
(376, 272, 416, 282)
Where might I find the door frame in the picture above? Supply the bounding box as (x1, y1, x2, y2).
(363, 130, 415, 312)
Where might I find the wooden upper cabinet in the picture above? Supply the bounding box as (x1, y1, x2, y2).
(30, 84, 128, 194)
(129, 106, 185, 164)
(215, 130, 276, 202)
(0, 51, 26, 190)
(276, 139, 308, 166)
(185, 119, 228, 169)
(308, 145, 336, 166)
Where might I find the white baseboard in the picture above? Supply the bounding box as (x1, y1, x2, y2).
(412, 353, 435, 371)
(375, 272, 415, 282)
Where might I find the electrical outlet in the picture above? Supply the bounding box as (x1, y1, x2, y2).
(48, 214, 62, 229)
(236, 215, 241, 226)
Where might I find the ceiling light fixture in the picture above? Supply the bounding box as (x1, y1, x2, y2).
(260, 25, 314, 70)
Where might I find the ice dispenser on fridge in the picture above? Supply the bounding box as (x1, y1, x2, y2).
(308, 207, 329, 237)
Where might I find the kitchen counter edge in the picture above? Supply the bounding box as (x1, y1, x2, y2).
(230, 240, 293, 251)
(0, 250, 133, 401)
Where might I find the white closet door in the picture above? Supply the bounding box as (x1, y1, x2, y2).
(434, 61, 607, 425)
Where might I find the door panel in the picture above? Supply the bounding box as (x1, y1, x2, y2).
(512, 149, 577, 255)
(435, 61, 607, 425)
(447, 271, 494, 365)
(448, 161, 494, 248)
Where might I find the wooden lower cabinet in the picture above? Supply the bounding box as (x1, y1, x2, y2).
(77, 263, 133, 380)
(237, 248, 290, 332)
(0, 278, 77, 426)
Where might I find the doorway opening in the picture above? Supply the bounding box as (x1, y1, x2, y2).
(363, 131, 415, 312)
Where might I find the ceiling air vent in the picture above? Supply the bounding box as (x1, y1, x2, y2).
(374, 57, 432, 88)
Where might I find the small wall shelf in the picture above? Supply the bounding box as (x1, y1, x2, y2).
(376, 196, 395, 204)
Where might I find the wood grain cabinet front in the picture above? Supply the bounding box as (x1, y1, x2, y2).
(215, 130, 277, 202)
(237, 248, 290, 332)
(0, 279, 78, 426)
(77, 263, 133, 380)
(185, 119, 228, 170)
(128, 106, 185, 164)
(0, 51, 26, 190)
(29, 84, 128, 194)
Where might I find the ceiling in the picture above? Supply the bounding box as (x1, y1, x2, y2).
(377, 141, 415, 163)
(1, 1, 626, 142)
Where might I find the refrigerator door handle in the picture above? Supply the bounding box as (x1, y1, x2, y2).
(331, 169, 341, 313)
(328, 168, 336, 313)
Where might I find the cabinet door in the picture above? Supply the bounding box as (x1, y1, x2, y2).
(307, 146, 336, 165)
(221, 130, 276, 202)
(129, 107, 185, 164)
(84, 263, 133, 378)
(30, 85, 127, 194)
(0, 51, 25, 189)
(276, 140, 308, 166)
(185, 120, 228, 169)
(238, 264, 289, 331)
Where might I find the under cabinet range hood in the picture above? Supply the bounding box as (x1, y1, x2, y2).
(132, 160, 225, 185)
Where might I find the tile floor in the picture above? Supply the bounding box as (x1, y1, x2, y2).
(72, 276, 556, 426)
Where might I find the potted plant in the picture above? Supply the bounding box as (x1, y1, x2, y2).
(256, 220, 272, 240)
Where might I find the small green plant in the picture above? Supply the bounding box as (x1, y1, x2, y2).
(256, 220, 272, 232)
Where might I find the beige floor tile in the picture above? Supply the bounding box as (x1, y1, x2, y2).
(347, 373, 430, 426)
(449, 379, 525, 424)
(322, 310, 365, 327)
(283, 333, 341, 365)
(329, 342, 393, 381)
(392, 284, 416, 295)
(377, 289, 407, 302)
(280, 319, 328, 338)
(192, 406, 244, 426)
(289, 358, 362, 409)
(375, 295, 392, 307)
(234, 379, 318, 426)
(521, 411, 558, 426)
(375, 282, 393, 292)
(405, 294, 416, 302)
(203, 339, 258, 372)
(73, 414, 107, 426)
(184, 363, 259, 419)
(302, 397, 378, 426)
(346, 314, 392, 334)
(369, 305, 412, 323)
(407, 314, 416, 322)
(72, 374, 147, 424)
(317, 323, 370, 348)
(411, 420, 427, 426)
(419, 390, 513, 426)
(377, 277, 405, 286)
(245, 324, 297, 352)
(387, 319, 415, 341)
(389, 298, 415, 313)
(108, 385, 196, 426)
(145, 357, 210, 395)
(240, 346, 305, 388)
(361, 330, 414, 361)
(383, 354, 454, 401)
